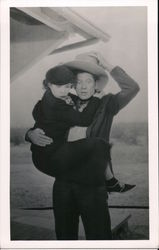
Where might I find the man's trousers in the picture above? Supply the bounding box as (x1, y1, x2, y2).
(53, 180, 112, 240)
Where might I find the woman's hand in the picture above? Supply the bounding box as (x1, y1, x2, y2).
(28, 128, 53, 147)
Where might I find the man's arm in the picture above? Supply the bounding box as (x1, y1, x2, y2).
(25, 128, 53, 147)
(92, 51, 140, 111)
(110, 66, 140, 110)
(67, 126, 87, 142)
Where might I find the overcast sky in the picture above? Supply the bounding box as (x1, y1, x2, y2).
(10, 7, 148, 128)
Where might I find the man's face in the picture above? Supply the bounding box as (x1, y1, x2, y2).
(75, 72, 96, 100)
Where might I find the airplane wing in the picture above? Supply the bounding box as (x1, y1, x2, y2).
(10, 7, 110, 82)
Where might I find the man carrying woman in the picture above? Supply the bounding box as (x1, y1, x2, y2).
(26, 51, 140, 240)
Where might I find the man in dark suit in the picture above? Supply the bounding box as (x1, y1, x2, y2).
(26, 51, 140, 240)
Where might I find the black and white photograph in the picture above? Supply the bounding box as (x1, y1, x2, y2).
(0, 0, 158, 249)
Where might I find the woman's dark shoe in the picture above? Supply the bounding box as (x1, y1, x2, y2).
(106, 177, 136, 193)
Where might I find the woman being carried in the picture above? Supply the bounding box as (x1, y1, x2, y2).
(30, 52, 139, 192)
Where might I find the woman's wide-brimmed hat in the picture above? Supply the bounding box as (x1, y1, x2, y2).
(64, 52, 108, 90)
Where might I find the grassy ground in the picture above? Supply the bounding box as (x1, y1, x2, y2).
(10, 138, 149, 240)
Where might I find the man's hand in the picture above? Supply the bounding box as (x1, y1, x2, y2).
(94, 90, 105, 99)
(67, 126, 87, 142)
(89, 51, 114, 72)
(28, 128, 53, 147)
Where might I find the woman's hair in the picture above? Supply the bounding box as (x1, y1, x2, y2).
(42, 65, 75, 90)
(71, 69, 99, 82)
(43, 79, 49, 90)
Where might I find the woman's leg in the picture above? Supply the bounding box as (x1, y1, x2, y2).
(32, 151, 55, 177)
(50, 138, 111, 178)
(32, 138, 111, 185)
(32, 139, 103, 177)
